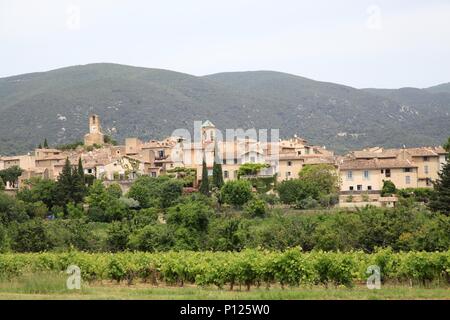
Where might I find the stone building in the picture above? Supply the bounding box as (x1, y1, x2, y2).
(84, 114, 104, 146)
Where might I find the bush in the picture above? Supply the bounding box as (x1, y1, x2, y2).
(220, 180, 253, 208)
(277, 179, 320, 205)
(107, 184, 123, 199)
(107, 222, 131, 252)
(381, 180, 396, 196)
(127, 176, 183, 209)
(0, 193, 28, 223)
(166, 200, 214, 232)
(244, 198, 267, 218)
(11, 219, 54, 252)
(294, 196, 319, 210)
(128, 224, 174, 252)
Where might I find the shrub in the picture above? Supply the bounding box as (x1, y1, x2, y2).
(244, 198, 267, 218)
(221, 180, 253, 208)
(11, 219, 54, 252)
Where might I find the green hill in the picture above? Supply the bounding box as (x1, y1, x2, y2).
(0, 63, 449, 155)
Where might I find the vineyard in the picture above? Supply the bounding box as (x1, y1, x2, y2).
(0, 249, 449, 289)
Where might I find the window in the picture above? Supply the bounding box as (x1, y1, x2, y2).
(405, 176, 411, 184)
(151, 172, 157, 177)
(367, 186, 372, 191)
(357, 185, 362, 191)
(363, 170, 369, 180)
(423, 156, 429, 162)
(234, 158, 238, 165)
(224, 170, 229, 178)
(381, 169, 384, 174)
(424, 165, 429, 174)
(158, 150, 165, 158)
(286, 172, 291, 178)
(349, 186, 354, 191)
(250, 156, 256, 162)
(233, 171, 238, 178)
(404, 168, 411, 173)
(347, 171, 353, 180)
(297, 151, 302, 155)
(223, 159, 226, 165)
(426, 178, 432, 186)
(385, 169, 391, 177)
(287, 161, 292, 167)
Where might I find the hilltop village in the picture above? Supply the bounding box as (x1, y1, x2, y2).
(0, 115, 447, 208)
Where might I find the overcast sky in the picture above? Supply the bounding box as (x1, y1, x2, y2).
(1, 0, 450, 88)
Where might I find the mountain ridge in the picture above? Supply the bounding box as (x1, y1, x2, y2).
(0, 63, 449, 155)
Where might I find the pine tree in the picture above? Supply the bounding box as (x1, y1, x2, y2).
(38, 143, 42, 149)
(428, 154, 450, 215)
(212, 142, 224, 189)
(199, 155, 209, 195)
(43, 138, 49, 149)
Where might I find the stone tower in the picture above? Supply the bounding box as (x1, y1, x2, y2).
(201, 120, 216, 144)
(84, 114, 104, 146)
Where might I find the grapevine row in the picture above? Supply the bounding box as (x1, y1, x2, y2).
(0, 249, 448, 288)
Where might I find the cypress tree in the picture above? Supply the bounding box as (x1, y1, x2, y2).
(56, 158, 73, 207)
(199, 155, 209, 195)
(212, 142, 224, 189)
(72, 158, 87, 204)
(77, 157, 85, 180)
(428, 153, 450, 215)
(43, 138, 49, 149)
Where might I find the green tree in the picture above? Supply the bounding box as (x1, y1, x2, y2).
(166, 200, 214, 233)
(381, 180, 397, 196)
(86, 180, 127, 222)
(428, 155, 450, 215)
(207, 218, 246, 251)
(11, 219, 53, 252)
(199, 156, 209, 195)
(0, 177, 4, 191)
(128, 224, 174, 252)
(298, 164, 340, 195)
(43, 138, 49, 148)
(220, 180, 253, 207)
(72, 158, 87, 204)
(212, 162, 224, 190)
(106, 221, 131, 252)
(127, 176, 182, 209)
(244, 197, 267, 218)
(55, 158, 74, 207)
(17, 177, 58, 209)
(107, 183, 123, 199)
(0, 166, 23, 188)
(277, 179, 317, 205)
(0, 192, 28, 223)
(159, 180, 184, 208)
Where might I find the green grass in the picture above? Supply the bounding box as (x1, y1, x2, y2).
(0, 273, 448, 300)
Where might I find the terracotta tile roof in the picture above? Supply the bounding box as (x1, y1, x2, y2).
(352, 150, 399, 159)
(406, 147, 441, 157)
(340, 158, 417, 170)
